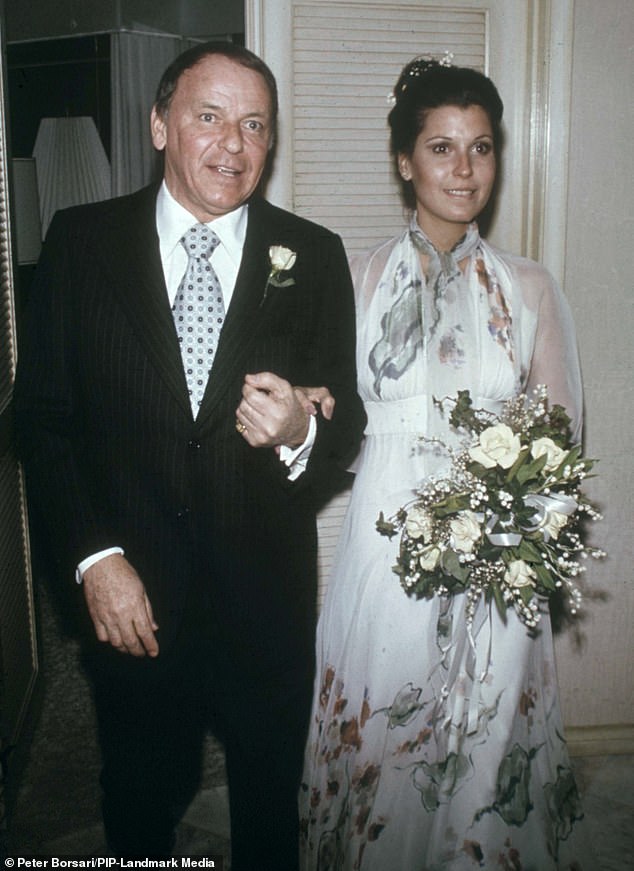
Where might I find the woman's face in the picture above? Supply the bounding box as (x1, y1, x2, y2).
(399, 103, 496, 251)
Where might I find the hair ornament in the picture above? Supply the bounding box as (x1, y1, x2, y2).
(394, 51, 455, 99)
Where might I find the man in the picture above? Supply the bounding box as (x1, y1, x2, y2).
(14, 42, 365, 869)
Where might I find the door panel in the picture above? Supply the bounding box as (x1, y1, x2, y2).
(0, 9, 38, 750)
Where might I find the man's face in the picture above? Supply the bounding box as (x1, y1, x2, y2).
(151, 55, 274, 221)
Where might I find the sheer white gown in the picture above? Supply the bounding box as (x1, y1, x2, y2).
(299, 223, 593, 871)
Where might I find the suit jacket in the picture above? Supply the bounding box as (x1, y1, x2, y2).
(14, 185, 366, 683)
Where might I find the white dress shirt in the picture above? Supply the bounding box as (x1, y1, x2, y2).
(156, 181, 246, 310)
(76, 183, 315, 581)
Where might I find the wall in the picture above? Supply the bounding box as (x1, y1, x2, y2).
(554, 0, 633, 748)
(4, 0, 244, 42)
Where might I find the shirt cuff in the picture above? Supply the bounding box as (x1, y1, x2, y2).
(279, 414, 317, 481)
(76, 546, 125, 584)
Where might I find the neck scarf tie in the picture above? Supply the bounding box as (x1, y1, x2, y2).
(409, 216, 480, 338)
(172, 223, 225, 417)
(369, 216, 480, 396)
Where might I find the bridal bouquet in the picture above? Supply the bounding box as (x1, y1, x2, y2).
(376, 387, 605, 631)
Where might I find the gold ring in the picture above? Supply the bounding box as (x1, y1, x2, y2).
(235, 420, 246, 434)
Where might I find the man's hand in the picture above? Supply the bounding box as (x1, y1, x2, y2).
(236, 372, 311, 448)
(83, 553, 159, 657)
(294, 386, 335, 421)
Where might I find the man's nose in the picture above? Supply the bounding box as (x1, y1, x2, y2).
(219, 121, 244, 153)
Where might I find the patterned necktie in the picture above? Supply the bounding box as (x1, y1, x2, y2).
(172, 223, 225, 417)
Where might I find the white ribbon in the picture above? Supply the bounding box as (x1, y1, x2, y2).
(524, 493, 578, 541)
(432, 594, 493, 747)
(485, 513, 523, 547)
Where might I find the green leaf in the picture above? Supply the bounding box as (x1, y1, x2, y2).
(491, 582, 508, 621)
(268, 275, 296, 288)
(519, 585, 535, 606)
(467, 460, 491, 477)
(448, 390, 479, 432)
(376, 512, 398, 538)
(534, 563, 557, 591)
(440, 549, 470, 582)
(517, 539, 543, 563)
(505, 448, 531, 482)
(548, 403, 573, 439)
(515, 452, 548, 485)
(435, 493, 471, 516)
(553, 445, 581, 477)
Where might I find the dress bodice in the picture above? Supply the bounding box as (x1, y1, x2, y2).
(351, 225, 583, 444)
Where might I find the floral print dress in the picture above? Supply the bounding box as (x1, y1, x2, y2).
(299, 221, 592, 871)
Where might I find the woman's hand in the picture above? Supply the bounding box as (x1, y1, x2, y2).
(294, 385, 335, 420)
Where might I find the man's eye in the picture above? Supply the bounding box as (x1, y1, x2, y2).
(245, 120, 263, 132)
(201, 113, 216, 122)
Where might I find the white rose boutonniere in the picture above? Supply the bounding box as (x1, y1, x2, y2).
(261, 245, 297, 305)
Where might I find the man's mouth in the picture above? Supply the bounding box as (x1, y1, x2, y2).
(213, 165, 240, 176)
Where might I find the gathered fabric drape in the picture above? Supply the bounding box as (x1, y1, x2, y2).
(110, 32, 196, 197)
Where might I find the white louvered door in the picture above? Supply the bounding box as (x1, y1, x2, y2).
(246, 0, 573, 607)
(286, 3, 490, 255)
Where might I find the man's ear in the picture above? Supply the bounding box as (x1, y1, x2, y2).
(150, 106, 167, 151)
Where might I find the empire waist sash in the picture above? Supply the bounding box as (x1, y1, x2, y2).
(362, 394, 505, 436)
(363, 395, 428, 435)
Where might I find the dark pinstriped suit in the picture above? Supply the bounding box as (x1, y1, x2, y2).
(14, 184, 366, 866)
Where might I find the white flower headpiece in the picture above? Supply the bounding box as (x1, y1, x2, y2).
(387, 51, 455, 104)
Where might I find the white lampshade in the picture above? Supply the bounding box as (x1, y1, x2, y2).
(11, 157, 42, 265)
(33, 116, 112, 237)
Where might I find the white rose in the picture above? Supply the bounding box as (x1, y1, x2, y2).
(449, 510, 481, 553)
(541, 509, 568, 541)
(530, 437, 567, 472)
(405, 505, 433, 541)
(469, 423, 521, 470)
(419, 545, 441, 571)
(504, 559, 537, 588)
(269, 245, 297, 272)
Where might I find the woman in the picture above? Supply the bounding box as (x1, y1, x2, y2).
(299, 58, 591, 870)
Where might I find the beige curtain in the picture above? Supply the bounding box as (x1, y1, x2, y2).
(110, 31, 193, 197)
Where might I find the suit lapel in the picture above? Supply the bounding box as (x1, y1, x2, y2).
(102, 187, 192, 416)
(196, 199, 273, 422)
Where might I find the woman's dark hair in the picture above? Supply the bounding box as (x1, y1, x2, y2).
(388, 57, 504, 157)
(154, 40, 279, 129)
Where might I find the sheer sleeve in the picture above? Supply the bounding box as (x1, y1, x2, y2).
(512, 256, 583, 443)
(349, 237, 398, 319)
